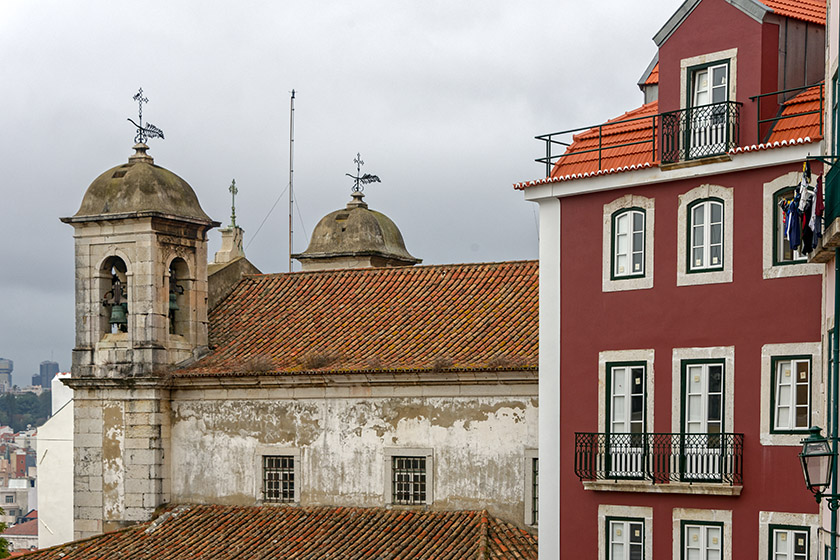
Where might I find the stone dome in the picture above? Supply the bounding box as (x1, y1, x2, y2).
(294, 191, 421, 270)
(72, 144, 213, 223)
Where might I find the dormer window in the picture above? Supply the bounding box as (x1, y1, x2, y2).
(689, 62, 729, 157)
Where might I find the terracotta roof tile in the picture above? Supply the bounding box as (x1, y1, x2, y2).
(766, 84, 824, 143)
(643, 62, 659, 86)
(4, 519, 37, 537)
(762, 0, 826, 25)
(18, 505, 537, 560)
(177, 261, 538, 377)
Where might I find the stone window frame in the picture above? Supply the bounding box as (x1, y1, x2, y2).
(757, 511, 818, 560)
(524, 448, 538, 527)
(602, 195, 655, 293)
(383, 447, 434, 507)
(761, 172, 822, 279)
(679, 48, 738, 112)
(670, 347, 735, 435)
(677, 184, 734, 287)
(672, 508, 732, 560)
(598, 504, 653, 560)
(759, 342, 822, 446)
(598, 349, 655, 435)
(254, 445, 301, 505)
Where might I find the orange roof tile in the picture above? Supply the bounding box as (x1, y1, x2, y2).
(547, 101, 659, 179)
(766, 83, 824, 143)
(3, 519, 37, 537)
(177, 261, 538, 377)
(643, 63, 659, 86)
(762, 0, 825, 25)
(18, 505, 538, 560)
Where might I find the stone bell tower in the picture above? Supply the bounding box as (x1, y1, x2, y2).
(61, 142, 219, 538)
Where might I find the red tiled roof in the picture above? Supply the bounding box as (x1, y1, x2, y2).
(177, 261, 538, 377)
(4, 519, 37, 537)
(766, 84, 824, 143)
(643, 62, 659, 86)
(544, 101, 659, 180)
(17, 505, 538, 560)
(762, 0, 825, 25)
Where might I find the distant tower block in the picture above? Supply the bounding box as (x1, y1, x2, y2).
(0, 359, 11, 391)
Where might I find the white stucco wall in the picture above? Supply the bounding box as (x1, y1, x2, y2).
(37, 398, 74, 549)
(170, 387, 537, 526)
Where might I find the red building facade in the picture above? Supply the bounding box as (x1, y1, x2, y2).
(519, 0, 828, 557)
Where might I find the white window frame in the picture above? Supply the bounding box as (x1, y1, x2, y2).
(758, 512, 818, 560)
(759, 343, 822, 446)
(677, 184, 734, 286)
(672, 508, 732, 560)
(761, 172, 822, 279)
(671, 347, 734, 436)
(773, 357, 811, 431)
(688, 199, 724, 272)
(254, 445, 301, 504)
(383, 447, 433, 506)
(598, 504, 653, 560)
(603, 195, 655, 292)
(613, 209, 646, 278)
(524, 448, 538, 526)
(680, 49, 737, 112)
(598, 350, 655, 435)
(607, 518, 645, 560)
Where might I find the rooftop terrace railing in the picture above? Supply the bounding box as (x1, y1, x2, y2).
(537, 83, 824, 178)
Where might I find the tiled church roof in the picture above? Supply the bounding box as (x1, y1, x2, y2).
(19, 505, 538, 560)
(176, 260, 538, 377)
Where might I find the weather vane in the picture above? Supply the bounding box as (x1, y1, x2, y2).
(229, 179, 238, 228)
(127, 88, 165, 144)
(345, 153, 381, 193)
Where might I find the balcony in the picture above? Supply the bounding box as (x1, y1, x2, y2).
(536, 84, 823, 179)
(660, 102, 741, 164)
(574, 432, 744, 492)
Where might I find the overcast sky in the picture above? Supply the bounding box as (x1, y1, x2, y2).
(0, 0, 678, 385)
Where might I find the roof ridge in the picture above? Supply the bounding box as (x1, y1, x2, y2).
(476, 510, 490, 560)
(245, 259, 539, 279)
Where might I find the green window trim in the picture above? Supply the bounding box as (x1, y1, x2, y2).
(680, 520, 724, 560)
(686, 60, 731, 109)
(679, 358, 726, 433)
(605, 362, 647, 481)
(606, 516, 645, 560)
(686, 197, 725, 273)
(768, 524, 809, 559)
(610, 208, 646, 281)
(769, 355, 812, 434)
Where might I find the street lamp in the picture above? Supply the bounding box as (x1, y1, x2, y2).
(800, 426, 836, 507)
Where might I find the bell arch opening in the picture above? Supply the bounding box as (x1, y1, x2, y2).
(99, 256, 129, 336)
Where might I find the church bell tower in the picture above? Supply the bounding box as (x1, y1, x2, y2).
(61, 132, 218, 537)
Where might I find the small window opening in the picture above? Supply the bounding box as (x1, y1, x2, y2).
(101, 257, 128, 334)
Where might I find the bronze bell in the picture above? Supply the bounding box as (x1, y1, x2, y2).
(169, 291, 180, 312)
(109, 302, 128, 326)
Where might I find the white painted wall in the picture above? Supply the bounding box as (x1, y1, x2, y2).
(170, 389, 538, 526)
(37, 377, 74, 549)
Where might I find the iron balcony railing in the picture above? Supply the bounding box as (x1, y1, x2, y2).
(660, 101, 741, 163)
(536, 83, 823, 177)
(574, 432, 744, 485)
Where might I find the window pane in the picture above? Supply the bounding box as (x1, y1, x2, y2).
(633, 211, 644, 232)
(709, 366, 722, 392)
(710, 223, 722, 244)
(616, 213, 628, 235)
(708, 395, 722, 421)
(632, 253, 643, 273)
(711, 202, 722, 223)
(710, 245, 722, 267)
(693, 204, 705, 225)
(633, 231, 644, 252)
(712, 66, 726, 87)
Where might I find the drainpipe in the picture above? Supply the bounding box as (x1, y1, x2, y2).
(833, 247, 839, 560)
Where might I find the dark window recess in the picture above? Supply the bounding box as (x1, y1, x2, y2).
(393, 456, 426, 505)
(263, 455, 295, 503)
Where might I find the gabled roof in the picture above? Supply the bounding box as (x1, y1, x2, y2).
(654, 0, 824, 46)
(176, 260, 538, 377)
(18, 505, 538, 560)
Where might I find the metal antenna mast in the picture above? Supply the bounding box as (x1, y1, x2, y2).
(288, 89, 296, 273)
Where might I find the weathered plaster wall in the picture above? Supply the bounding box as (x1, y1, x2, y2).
(170, 391, 537, 526)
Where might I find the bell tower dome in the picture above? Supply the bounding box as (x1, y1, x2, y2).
(60, 142, 219, 538)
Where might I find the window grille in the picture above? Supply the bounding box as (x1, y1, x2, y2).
(531, 457, 539, 525)
(392, 456, 426, 505)
(263, 455, 295, 503)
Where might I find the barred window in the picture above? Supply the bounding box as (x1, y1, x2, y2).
(263, 455, 295, 503)
(531, 457, 539, 525)
(392, 456, 426, 505)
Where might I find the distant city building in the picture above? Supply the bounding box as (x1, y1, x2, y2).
(33, 361, 58, 388)
(0, 359, 12, 392)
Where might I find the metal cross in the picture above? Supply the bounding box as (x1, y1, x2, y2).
(345, 152, 381, 193)
(229, 179, 238, 228)
(127, 87, 165, 144)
